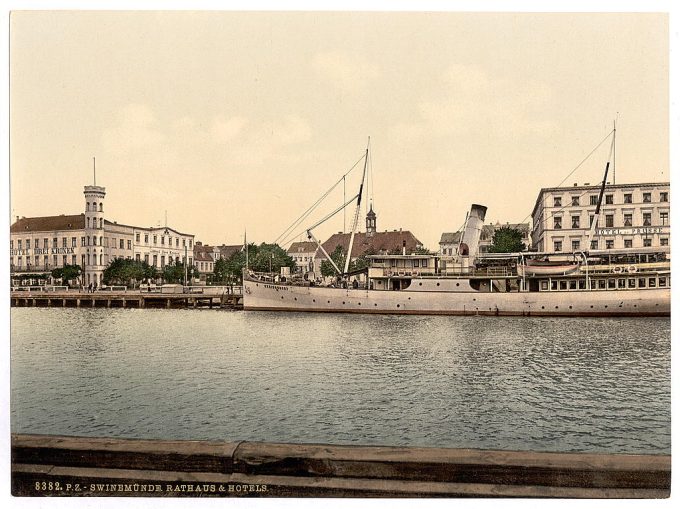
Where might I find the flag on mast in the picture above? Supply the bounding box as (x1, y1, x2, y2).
(244, 229, 248, 270)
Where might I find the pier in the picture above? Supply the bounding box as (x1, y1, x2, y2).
(10, 288, 243, 310)
(11, 434, 669, 498)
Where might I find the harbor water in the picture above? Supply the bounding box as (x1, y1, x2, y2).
(10, 308, 671, 454)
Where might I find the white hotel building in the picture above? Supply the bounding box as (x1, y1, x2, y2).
(10, 183, 195, 286)
(531, 182, 670, 253)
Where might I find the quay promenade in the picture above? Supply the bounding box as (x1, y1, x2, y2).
(11, 434, 670, 498)
(10, 287, 243, 310)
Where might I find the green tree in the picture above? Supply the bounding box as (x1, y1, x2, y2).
(320, 245, 346, 277)
(51, 264, 82, 287)
(249, 243, 295, 274)
(103, 258, 156, 287)
(488, 227, 526, 253)
(214, 248, 248, 284)
(162, 261, 198, 284)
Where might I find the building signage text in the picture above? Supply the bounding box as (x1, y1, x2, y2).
(10, 247, 76, 256)
(595, 227, 666, 236)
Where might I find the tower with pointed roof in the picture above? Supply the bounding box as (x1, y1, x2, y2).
(366, 204, 377, 236)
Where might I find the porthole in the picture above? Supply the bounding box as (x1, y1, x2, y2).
(456, 283, 460, 287)
(436, 283, 440, 286)
(342, 301, 345, 305)
(604, 305, 608, 308)
(281, 296, 284, 299)
(555, 306, 559, 309)
(397, 304, 400, 308)
(569, 306, 572, 309)
(541, 306, 545, 309)
(327, 300, 330, 304)
(358, 302, 361, 305)
(313, 299, 315, 302)
(590, 305, 594, 308)
(419, 282, 423, 286)
(294, 297, 297, 301)
(374, 303, 378, 306)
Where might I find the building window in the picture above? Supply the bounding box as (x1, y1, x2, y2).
(62, 237, 67, 247)
(660, 211, 668, 225)
(17, 256, 22, 268)
(144, 234, 149, 243)
(53, 238, 58, 248)
(572, 240, 580, 251)
(161, 236, 165, 245)
(605, 215, 614, 228)
(571, 216, 580, 228)
(10, 240, 13, 249)
(553, 240, 562, 252)
(589, 215, 595, 227)
(571, 196, 579, 206)
(176, 238, 179, 247)
(46, 255, 50, 268)
(99, 203, 103, 212)
(43, 238, 48, 249)
(25, 239, 31, 249)
(86, 202, 90, 212)
(72, 255, 76, 265)
(189, 240, 193, 248)
(606, 239, 614, 249)
(554, 217, 562, 229)
(660, 238, 669, 246)
(100, 254, 103, 265)
(642, 212, 652, 226)
(624, 239, 632, 248)
(153, 235, 157, 245)
(660, 191, 668, 202)
(93, 237, 97, 246)
(136, 254, 141, 262)
(553, 197, 562, 207)
(589, 195, 598, 205)
(643, 192, 651, 203)
(153, 255, 158, 266)
(62, 255, 67, 266)
(605, 194, 614, 205)
(643, 238, 652, 247)
(624, 193, 632, 204)
(71, 237, 76, 247)
(87, 217, 90, 228)
(81, 237, 85, 246)
(120, 239, 124, 249)
(161, 256, 165, 267)
(34, 255, 39, 266)
(127, 240, 132, 250)
(623, 213, 632, 227)
(53, 255, 58, 266)
(99, 218, 103, 229)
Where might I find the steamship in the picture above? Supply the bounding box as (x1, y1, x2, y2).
(242, 140, 670, 317)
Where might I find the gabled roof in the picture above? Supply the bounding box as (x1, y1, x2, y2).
(321, 230, 424, 258)
(287, 241, 318, 254)
(218, 245, 243, 259)
(11, 214, 85, 233)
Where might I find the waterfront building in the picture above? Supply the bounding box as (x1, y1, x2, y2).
(439, 222, 531, 256)
(315, 208, 424, 274)
(530, 182, 670, 252)
(287, 241, 319, 275)
(10, 182, 195, 287)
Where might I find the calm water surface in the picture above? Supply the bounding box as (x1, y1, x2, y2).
(10, 308, 670, 454)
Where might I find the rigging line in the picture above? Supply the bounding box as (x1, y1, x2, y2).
(274, 152, 367, 245)
(518, 129, 614, 227)
(534, 134, 616, 229)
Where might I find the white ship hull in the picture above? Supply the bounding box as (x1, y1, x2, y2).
(243, 278, 670, 317)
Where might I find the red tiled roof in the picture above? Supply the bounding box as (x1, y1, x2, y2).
(321, 231, 424, 258)
(10, 214, 85, 233)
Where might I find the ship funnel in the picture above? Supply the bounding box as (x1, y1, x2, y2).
(459, 204, 487, 261)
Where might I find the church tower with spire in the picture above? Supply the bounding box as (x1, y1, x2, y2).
(366, 203, 377, 236)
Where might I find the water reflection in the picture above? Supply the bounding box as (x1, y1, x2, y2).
(10, 308, 670, 454)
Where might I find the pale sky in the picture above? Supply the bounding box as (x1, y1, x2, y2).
(9, 11, 669, 250)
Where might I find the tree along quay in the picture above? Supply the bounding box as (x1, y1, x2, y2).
(10, 289, 243, 310)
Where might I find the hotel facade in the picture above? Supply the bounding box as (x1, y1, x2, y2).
(531, 182, 670, 253)
(10, 183, 195, 287)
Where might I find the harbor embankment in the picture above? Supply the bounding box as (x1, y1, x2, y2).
(11, 434, 670, 498)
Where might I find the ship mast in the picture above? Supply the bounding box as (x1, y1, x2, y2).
(343, 138, 370, 275)
(586, 127, 615, 250)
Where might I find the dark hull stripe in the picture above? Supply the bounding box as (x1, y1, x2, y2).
(243, 306, 669, 317)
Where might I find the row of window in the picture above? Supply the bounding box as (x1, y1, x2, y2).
(542, 276, 669, 291)
(132, 232, 191, 248)
(553, 191, 668, 208)
(553, 211, 668, 229)
(12, 235, 193, 250)
(133, 253, 192, 267)
(86, 217, 104, 229)
(85, 202, 103, 212)
(12, 253, 195, 270)
(553, 237, 669, 252)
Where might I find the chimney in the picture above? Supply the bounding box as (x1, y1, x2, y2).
(459, 204, 488, 262)
(402, 240, 406, 256)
